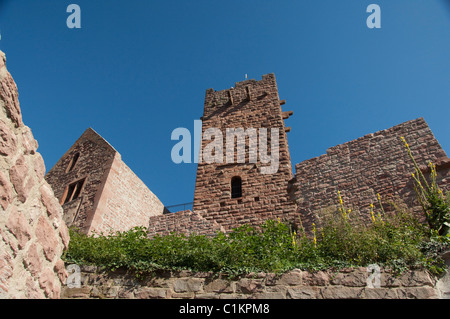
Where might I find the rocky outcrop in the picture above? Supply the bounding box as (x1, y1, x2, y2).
(0, 50, 69, 298)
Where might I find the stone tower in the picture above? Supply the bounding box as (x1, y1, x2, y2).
(193, 74, 297, 231)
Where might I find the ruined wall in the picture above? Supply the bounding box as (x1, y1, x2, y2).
(193, 74, 297, 232)
(0, 50, 69, 298)
(62, 266, 440, 299)
(89, 152, 165, 234)
(45, 128, 117, 233)
(45, 128, 165, 235)
(290, 117, 449, 231)
(147, 210, 224, 237)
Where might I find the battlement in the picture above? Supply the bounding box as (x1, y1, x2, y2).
(202, 73, 284, 121)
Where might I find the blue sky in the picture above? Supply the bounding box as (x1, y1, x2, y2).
(0, 1, 449, 208)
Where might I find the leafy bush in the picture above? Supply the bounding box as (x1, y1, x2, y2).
(401, 136, 450, 236)
(64, 209, 448, 276)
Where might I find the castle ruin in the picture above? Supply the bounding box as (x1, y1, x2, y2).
(45, 73, 450, 237)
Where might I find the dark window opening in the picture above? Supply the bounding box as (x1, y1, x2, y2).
(231, 176, 242, 199)
(63, 178, 85, 204)
(66, 152, 80, 173)
(254, 197, 260, 202)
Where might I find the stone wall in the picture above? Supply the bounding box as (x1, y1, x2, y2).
(62, 266, 442, 299)
(0, 50, 69, 298)
(147, 210, 224, 237)
(290, 117, 449, 231)
(88, 152, 165, 235)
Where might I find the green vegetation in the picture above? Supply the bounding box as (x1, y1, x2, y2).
(64, 209, 449, 277)
(63, 137, 450, 277)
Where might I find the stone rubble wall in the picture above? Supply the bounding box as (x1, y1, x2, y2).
(290, 117, 449, 232)
(61, 266, 442, 299)
(0, 50, 69, 298)
(147, 210, 225, 237)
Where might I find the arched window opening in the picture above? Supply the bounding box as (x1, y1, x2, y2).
(231, 176, 242, 199)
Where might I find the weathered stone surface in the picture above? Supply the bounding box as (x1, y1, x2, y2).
(276, 269, 302, 286)
(9, 155, 35, 203)
(0, 252, 13, 296)
(235, 278, 264, 294)
(40, 183, 62, 219)
(59, 223, 70, 251)
(330, 269, 367, 287)
(24, 243, 42, 276)
(364, 288, 399, 299)
(54, 259, 68, 284)
(0, 119, 16, 156)
(0, 73, 22, 127)
(61, 268, 442, 300)
(287, 287, 321, 299)
(255, 291, 287, 299)
(398, 270, 434, 287)
(173, 278, 204, 293)
(21, 126, 37, 155)
(397, 287, 438, 299)
(6, 208, 32, 249)
(35, 216, 59, 262)
(33, 153, 46, 181)
(135, 287, 168, 299)
(0, 49, 67, 299)
(204, 279, 234, 293)
(0, 170, 13, 210)
(302, 271, 329, 286)
(321, 286, 365, 299)
(39, 268, 58, 298)
(62, 287, 91, 299)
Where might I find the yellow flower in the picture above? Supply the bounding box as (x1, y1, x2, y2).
(312, 223, 317, 247)
(377, 212, 383, 222)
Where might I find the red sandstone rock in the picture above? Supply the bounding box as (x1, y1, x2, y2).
(24, 243, 42, 276)
(9, 154, 35, 203)
(0, 170, 13, 210)
(35, 216, 58, 262)
(6, 208, 32, 249)
(0, 119, 17, 156)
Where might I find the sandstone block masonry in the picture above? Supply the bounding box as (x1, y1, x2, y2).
(193, 74, 297, 232)
(45, 128, 166, 235)
(62, 265, 444, 299)
(289, 117, 450, 231)
(0, 50, 69, 298)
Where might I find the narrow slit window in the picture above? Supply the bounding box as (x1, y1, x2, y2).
(231, 176, 242, 199)
(66, 152, 80, 173)
(63, 178, 85, 204)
